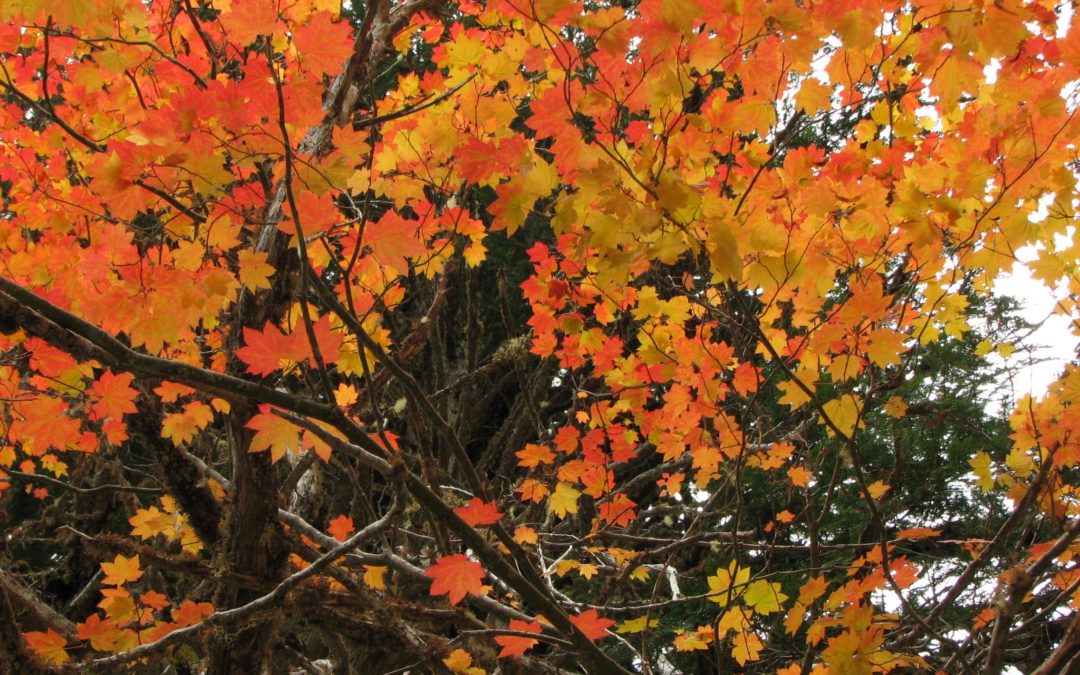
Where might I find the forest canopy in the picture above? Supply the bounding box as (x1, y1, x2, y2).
(1, 0, 1079, 673)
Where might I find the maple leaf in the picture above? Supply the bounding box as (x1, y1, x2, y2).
(173, 600, 214, 627)
(76, 613, 121, 651)
(101, 554, 143, 586)
(798, 576, 829, 605)
(237, 323, 306, 376)
(969, 451, 996, 492)
(895, 527, 941, 540)
(517, 478, 549, 503)
(616, 616, 660, 634)
(494, 618, 543, 658)
(516, 442, 555, 467)
(788, 465, 812, 487)
(161, 402, 215, 446)
(363, 211, 427, 276)
(743, 580, 788, 614)
(23, 629, 69, 665)
(707, 562, 750, 605)
(867, 480, 890, 500)
(731, 630, 764, 666)
(442, 648, 484, 674)
(364, 565, 388, 590)
(883, 395, 908, 418)
(247, 407, 301, 463)
(548, 482, 580, 518)
(140, 590, 170, 610)
(88, 370, 138, 421)
(130, 505, 173, 540)
(569, 609, 614, 641)
(98, 588, 137, 624)
(513, 526, 538, 544)
(328, 514, 355, 541)
(454, 497, 503, 526)
(426, 554, 486, 605)
(237, 250, 275, 291)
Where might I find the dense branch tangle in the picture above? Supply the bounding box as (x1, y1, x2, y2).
(1, 0, 1079, 673)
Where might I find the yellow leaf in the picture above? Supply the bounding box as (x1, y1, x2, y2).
(867, 480, 890, 500)
(673, 626, 714, 651)
(707, 561, 750, 605)
(743, 579, 788, 614)
(778, 379, 812, 409)
(554, 559, 580, 576)
(443, 648, 476, 673)
(130, 506, 172, 540)
(718, 607, 750, 635)
(464, 241, 487, 266)
(161, 401, 215, 446)
(820, 394, 863, 437)
(364, 565, 388, 591)
(1006, 447, 1035, 477)
(969, 451, 995, 492)
(548, 482, 581, 519)
(883, 396, 908, 418)
(617, 616, 660, 634)
(629, 565, 651, 582)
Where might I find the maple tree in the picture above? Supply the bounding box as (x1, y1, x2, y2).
(1, 0, 1079, 672)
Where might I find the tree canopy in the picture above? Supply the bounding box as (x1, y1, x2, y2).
(1, 0, 1079, 672)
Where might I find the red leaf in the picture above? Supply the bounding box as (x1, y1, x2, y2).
(328, 514, 355, 542)
(454, 497, 503, 527)
(425, 553, 486, 605)
(495, 619, 543, 658)
(569, 609, 614, 641)
(236, 323, 304, 376)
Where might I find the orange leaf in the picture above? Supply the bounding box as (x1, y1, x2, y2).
(454, 497, 504, 527)
(24, 629, 69, 665)
(895, 527, 941, 540)
(516, 443, 555, 467)
(88, 370, 137, 422)
(76, 613, 120, 651)
(426, 554, 486, 605)
(173, 600, 214, 627)
(495, 618, 543, 658)
(731, 630, 764, 666)
(569, 609, 614, 641)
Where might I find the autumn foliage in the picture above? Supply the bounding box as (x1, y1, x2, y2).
(1, 0, 1079, 672)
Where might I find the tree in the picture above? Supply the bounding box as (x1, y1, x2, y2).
(0, 0, 1078, 672)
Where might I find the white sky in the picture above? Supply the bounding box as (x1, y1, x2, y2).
(997, 256, 1077, 401)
